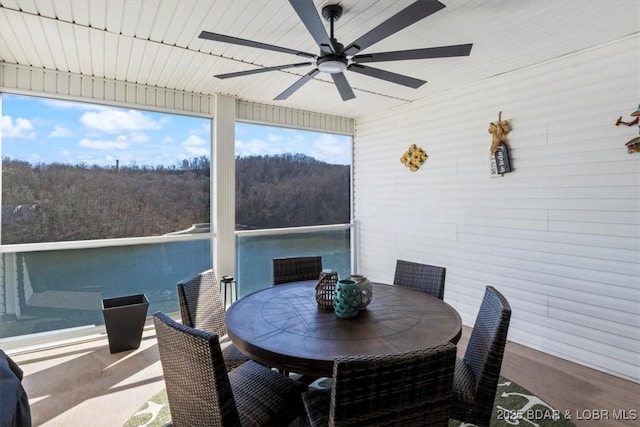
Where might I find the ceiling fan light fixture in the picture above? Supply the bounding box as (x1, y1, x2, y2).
(317, 55, 348, 74)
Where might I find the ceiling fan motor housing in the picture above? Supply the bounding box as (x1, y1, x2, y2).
(317, 55, 348, 74)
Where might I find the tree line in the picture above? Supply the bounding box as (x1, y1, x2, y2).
(1, 154, 349, 244)
(236, 153, 350, 229)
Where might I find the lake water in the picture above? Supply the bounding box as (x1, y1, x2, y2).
(0, 230, 350, 339)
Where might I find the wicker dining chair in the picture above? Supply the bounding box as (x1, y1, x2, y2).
(176, 269, 249, 371)
(302, 342, 456, 427)
(153, 312, 307, 427)
(272, 256, 323, 285)
(272, 256, 322, 376)
(393, 259, 446, 300)
(451, 286, 512, 427)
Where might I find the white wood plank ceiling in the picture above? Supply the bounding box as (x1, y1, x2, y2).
(1, 0, 638, 119)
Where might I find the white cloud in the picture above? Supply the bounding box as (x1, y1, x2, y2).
(235, 130, 312, 158)
(129, 132, 150, 143)
(235, 132, 350, 165)
(79, 135, 130, 150)
(310, 133, 351, 164)
(198, 122, 211, 135)
(2, 115, 36, 139)
(48, 126, 71, 138)
(80, 109, 161, 133)
(266, 133, 284, 142)
(181, 134, 208, 157)
(235, 138, 281, 157)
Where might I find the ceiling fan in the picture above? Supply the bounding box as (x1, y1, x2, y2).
(199, 0, 473, 101)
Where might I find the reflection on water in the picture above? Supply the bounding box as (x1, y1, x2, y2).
(0, 230, 350, 340)
(0, 240, 211, 339)
(236, 230, 351, 297)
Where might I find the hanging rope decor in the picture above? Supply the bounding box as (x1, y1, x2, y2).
(400, 144, 428, 172)
(488, 112, 511, 154)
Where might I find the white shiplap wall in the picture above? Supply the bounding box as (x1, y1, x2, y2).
(354, 35, 640, 382)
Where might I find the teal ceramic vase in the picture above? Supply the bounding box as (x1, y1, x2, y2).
(333, 279, 362, 319)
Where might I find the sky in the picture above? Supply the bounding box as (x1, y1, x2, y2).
(1, 93, 351, 168)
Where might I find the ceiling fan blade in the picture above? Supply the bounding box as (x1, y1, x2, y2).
(343, 0, 446, 56)
(215, 62, 313, 79)
(331, 73, 356, 101)
(353, 44, 473, 63)
(199, 30, 315, 58)
(288, 0, 335, 54)
(348, 64, 426, 89)
(274, 69, 320, 100)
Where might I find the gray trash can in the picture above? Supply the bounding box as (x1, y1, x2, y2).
(102, 294, 149, 353)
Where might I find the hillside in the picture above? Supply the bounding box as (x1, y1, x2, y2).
(1, 155, 350, 244)
(236, 154, 350, 229)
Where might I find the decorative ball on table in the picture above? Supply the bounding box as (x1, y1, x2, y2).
(348, 274, 372, 309)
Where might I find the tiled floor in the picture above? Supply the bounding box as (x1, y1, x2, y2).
(8, 326, 640, 427)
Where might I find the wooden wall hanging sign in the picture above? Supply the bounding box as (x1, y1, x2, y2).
(494, 143, 512, 174)
(488, 111, 513, 177)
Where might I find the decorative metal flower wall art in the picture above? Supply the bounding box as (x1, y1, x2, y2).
(400, 144, 428, 172)
(615, 104, 640, 154)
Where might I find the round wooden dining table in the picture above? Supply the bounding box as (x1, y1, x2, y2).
(225, 280, 462, 377)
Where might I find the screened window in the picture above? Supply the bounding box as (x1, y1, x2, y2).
(235, 122, 351, 229)
(0, 94, 212, 342)
(1, 94, 211, 244)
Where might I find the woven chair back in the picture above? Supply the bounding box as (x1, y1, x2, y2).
(454, 286, 512, 426)
(273, 256, 323, 285)
(153, 312, 241, 426)
(330, 343, 456, 426)
(176, 269, 226, 337)
(393, 259, 446, 300)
